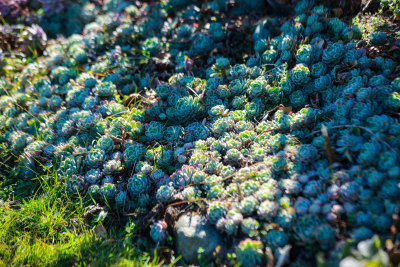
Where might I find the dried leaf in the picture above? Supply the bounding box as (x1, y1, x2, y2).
(321, 124, 335, 164)
(332, 8, 343, 17)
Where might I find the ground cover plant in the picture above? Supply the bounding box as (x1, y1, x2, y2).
(1, 0, 400, 266)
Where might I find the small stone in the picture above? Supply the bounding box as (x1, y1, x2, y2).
(83, 204, 106, 222)
(95, 224, 107, 239)
(174, 213, 223, 264)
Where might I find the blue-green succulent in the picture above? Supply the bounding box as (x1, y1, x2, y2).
(128, 173, 151, 197)
(235, 239, 264, 267)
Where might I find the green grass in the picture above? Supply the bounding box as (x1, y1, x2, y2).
(0, 176, 178, 266)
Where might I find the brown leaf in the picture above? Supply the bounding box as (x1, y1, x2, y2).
(321, 124, 335, 164)
(277, 105, 292, 114)
(390, 251, 400, 266)
(332, 8, 343, 17)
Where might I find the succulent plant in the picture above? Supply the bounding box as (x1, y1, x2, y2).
(150, 220, 168, 244)
(115, 191, 127, 206)
(164, 126, 183, 142)
(257, 200, 279, 220)
(229, 78, 246, 96)
(296, 44, 313, 65)
(207, 201, 227, 223)
(156, 184, 176, 202)
(85, 168, 102, 184)
(262, 49, 278, 64)
(88, 184, 100, 198)
(192, 33, 214, 56)
(142, 37, 161, 56)
(127, 173, 151, 197)
(340, 181, 359, 202)
(379, 180, 400, 200)
(370, 32, 387, 46)
(123, 143, 145, 167)
(181, 186, 199, 200)
(315, 224, 336, 250)
(264, 230, 289, 249)
(293, 215, 323, 245)
(145, 121, 164, 141)
(58, 156, 82, 177)
(295, 144, 318, 163)
(166, 96, 204, 125)
(97, 134, 114, 152)
(294, 197, 311, 215)
(350, 227, 374, 243)
(3, 0, 400, 264)
(235, 239, 264, 267)
(241, 218, 259, 237)
(86, 148, 105, 167)
(307, 14, 324, 34)
(290, 64, 310, 86)
(239, 196, 258, 216)
(323, 43, 345, 65)
(66, 174, 85, 195)
(100, 183, 117, 201)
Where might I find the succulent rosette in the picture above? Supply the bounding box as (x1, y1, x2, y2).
(156, 184, 176, 202)
(150, 220, 168, 244)
(322, 43, 345, 65)
(236, 239, 264, 267)
(290, 64, 310, 86)
(127, 173, 151, 197)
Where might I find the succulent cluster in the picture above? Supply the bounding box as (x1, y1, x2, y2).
(0, 0, 30, 24)
(0, 0, 114, 37)
(0, 24, 47, 54)
(1, 0, 400, 266)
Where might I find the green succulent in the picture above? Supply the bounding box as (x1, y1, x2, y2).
(262, 49, 278, 64)
(115, 191, 127, 206)
(142, 37, 161, 56)
(257, 200, 279, 220)
(264, 230, 289, 249)
(293, 215, 322, 245)
(370, 32, 387, 46)
(58, 156, 82, 177)
(145, 121, 164, 141)
(123, 143, 145, 167)
(246, 78, 266, 99)
(290, 64, 310, 86)
(289, 90, 308, 108)
(240, 196, 258, 216)
(97, 134, 114, 152)
(66, 174, 84, 195)
(94, 82, 117, 97)
(88, 184, 100, 198)
(127, 173, 151, 197)
(207, 201, 227, 223)
(322, 43, 345, 65)
(166, 96, 204, 125)
(235, 239, 264, 267)
(100, 183, 117, 201)
(156, 184, 176, 202)
(150, 220, 168, 244)
(245, 98, 265, 119)
(86, 148, 105, 167)
(296, 44, 313, 65)
(85, 168, 102, 184)
(241, 218, 259, 237)
(192, 33, 214, 56)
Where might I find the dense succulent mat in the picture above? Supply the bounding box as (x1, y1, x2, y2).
(1, 0, 400, 266)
